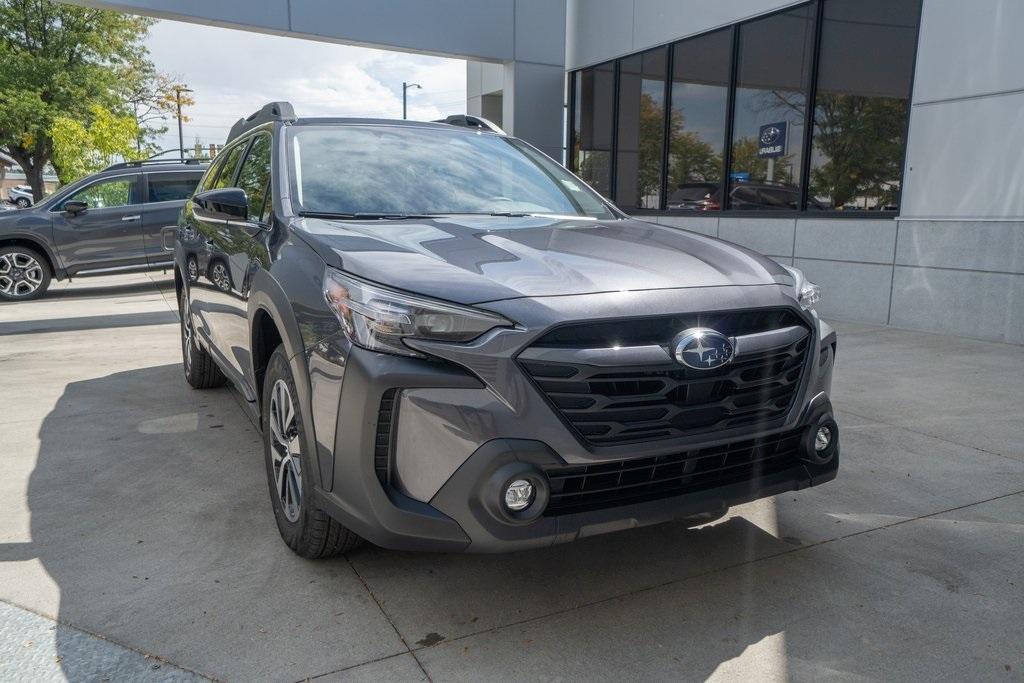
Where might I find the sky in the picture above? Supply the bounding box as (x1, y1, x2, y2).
(144, 20, 467, 155)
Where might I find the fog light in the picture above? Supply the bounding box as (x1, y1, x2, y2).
(815, 426, 832, 452)
(504, 479, 534, 511)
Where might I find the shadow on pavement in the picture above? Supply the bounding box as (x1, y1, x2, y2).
(0, 310, 177, 335)
(9, 363, 808, 680)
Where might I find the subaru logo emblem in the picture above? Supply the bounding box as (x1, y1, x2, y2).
(760, 126, 781, 145)
(672, 328, 734, 370)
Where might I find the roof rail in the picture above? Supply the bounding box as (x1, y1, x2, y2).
(227, 101, 296, 142)
(103, 153, 210, 172)
(434, 114, 506, 135)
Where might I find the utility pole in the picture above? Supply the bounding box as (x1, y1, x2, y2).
(402, 82, 421, 120)
(174, 86, 194, 161)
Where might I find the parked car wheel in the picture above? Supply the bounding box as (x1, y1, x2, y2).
(262, 346, 363, 558)
(0, 246, 51, 301)
(15, 197, 31, 209)
(179, 287, 226, 388)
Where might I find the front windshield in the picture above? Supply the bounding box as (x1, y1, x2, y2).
(287, 125, 617, 219)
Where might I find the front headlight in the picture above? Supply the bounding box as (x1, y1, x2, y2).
(323, 269, 513, 357)
(782, 265, 822, 309)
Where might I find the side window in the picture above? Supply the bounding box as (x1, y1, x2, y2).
(65, 177, 139, 209)
(147, 173, 201, 203)
(210, 142, 247, 190)
(235, 134, 272, 221)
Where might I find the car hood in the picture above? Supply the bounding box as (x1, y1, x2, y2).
(296, 215, 790, 305)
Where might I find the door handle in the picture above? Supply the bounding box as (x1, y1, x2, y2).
(121, 215, 141, 222)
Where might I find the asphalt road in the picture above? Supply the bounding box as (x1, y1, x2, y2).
(1, 273, 1022, 682)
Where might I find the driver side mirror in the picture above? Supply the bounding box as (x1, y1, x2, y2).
(64, 200, 88, 215)
(192, 187, 248, 222)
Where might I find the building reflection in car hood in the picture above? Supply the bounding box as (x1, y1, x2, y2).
(297, 215, 788, 305)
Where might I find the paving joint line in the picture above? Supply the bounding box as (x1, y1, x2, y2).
(401, 488, 1024, 654)
(341, 556, 434, 683)
(0, 596, 219, 682)
(838, 407, 1020, 463)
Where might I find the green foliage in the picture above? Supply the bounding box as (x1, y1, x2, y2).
(0, 0, 154, 196)
(51, 105, 141, 184)
(809, 94, 907, 208)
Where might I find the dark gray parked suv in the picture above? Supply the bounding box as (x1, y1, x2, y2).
(0, 159, 205, 300)
(176, 102, 839, 556)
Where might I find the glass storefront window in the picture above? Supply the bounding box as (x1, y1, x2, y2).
(808, 0, 920, 211)
(615, 47, 667, 210)
(571, 61, 615, 198)
(666, 28, 731, 211)
(567, 0, 919, 215)
(728, 4, 816, 210)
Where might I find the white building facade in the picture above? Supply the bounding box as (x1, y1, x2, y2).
(74, 0, 1024, 343)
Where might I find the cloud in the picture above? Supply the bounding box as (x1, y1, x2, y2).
(144, 19, 467, 151)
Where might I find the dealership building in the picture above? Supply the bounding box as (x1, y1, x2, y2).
(75, 0, 1023, 344)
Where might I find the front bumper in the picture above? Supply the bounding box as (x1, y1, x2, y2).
(308, 287, 839, 552)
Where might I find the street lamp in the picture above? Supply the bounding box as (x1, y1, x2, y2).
(174, 86, 194, 161)
(402, 82, 421, 120)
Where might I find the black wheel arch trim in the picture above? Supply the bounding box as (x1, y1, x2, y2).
(0, 232, 66, 280)
(247, 268, 324, 490)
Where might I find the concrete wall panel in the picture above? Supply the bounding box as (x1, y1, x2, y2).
(890, 266, 1024, 344)
(566, 0, 635, 70)
(896, 221, 1024, 274)
(913, 0, 1024, 103)
(515, 0, 567, 66)
(795, 219, 897, 265)
(795, 259, 893, 324)
(901, 90, 1024, 220)
(718, 218, 795, 259)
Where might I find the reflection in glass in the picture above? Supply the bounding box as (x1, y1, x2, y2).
(808, 0, 920, 211)
(67, 179, 136, 209)
(572, 62, 615, 199)
(728, 5, 816, 210)
(236, 133, 272, 218)
(615, 47, 667, 210)
(666, 29, 731, 211)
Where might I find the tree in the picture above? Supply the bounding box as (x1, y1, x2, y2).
(122, 63, 194, 154)
(808, 94, 908, 208)
(51, 104, 140, 184)
(0, 0, 153, 199)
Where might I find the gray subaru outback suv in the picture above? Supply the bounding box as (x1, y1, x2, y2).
(176, 102, 839, 556)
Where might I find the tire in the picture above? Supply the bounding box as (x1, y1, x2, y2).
(15, 197, 30, 208)
(0, 245, 51, 301)
(262, 346, 363, 558)
(179, 287, 226, 389)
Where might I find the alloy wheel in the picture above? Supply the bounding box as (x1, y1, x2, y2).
(0, 252, 44, 298)
(180, 290, 194, 375)
(269, 379, 303, 523)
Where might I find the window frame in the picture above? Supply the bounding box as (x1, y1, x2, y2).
(143, 170, 204, 205)
(49, 173, 143, 213)
(566, 0, 923, 219)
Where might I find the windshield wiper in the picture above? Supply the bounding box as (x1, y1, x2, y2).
(298, 211, 432, 220)
(488, 211, 531, 217)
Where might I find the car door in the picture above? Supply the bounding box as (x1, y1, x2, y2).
(141, 170, 203, 268)
(216, 132, 273, 391)
(189, 140, 249, 385)
(50, 174, 146, 274)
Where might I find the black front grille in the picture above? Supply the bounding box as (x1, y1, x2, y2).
(544, 429, 804, 515)
(374, 389, 398, 485)
(520, 311, 810, 446)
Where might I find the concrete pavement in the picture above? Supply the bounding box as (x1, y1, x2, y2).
(0, 273, 1021, 681)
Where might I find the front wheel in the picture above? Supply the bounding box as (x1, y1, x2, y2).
(0, 246, 51, 301)
(15, 197, 30, 209)
(262, 346, 362, 558)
